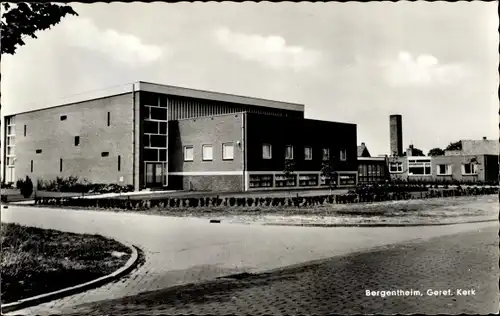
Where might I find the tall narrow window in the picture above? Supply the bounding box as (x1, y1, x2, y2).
(60, 158, 63, 172)
(24, 125, 27, 137)
(184, 146, 194, 161)
(322, 148, 330, 161)
(107, 112, 111, 126)
(74, 136, 80, 146)
(262, 144, 272, 159)
(222, 143, 234, 160)
(304, 146, 313, 160)
(202, 144, 213, 161)
(340, 149, 347, 161)
(118, 155, 121, 171)
(285, 145, 294, 160)
(30, 160, 33, 173)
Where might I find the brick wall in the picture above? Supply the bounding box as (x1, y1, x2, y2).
(13, 93, 135, 187)
(168, 113, 244, 173)
(170, 174, 243, 192)
(245, 113, 358, 173)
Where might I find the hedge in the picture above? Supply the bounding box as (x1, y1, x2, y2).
(34, 186, 499, 209)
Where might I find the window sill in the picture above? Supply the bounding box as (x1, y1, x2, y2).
(437, 174, 453, 176)
(389, 171, 404, 174)
(222, 158, 234, 161)
(462, 173, 478, 176)
(184, 160, 194, 162)
(408, 174, 432, 176)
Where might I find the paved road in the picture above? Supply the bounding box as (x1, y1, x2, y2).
(1, 205, 497, 315)
(62, 226, 500, 315)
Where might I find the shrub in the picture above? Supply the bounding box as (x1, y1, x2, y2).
(20, 176, 33, 198)
(229, 197, 236, 207)
(247, 197, 254, 207)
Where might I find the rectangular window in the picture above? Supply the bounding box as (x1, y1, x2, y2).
(101, 152, 109, 157)
(437, 164, 452, 175)
(339, 174, 356, 185)
(462, 163, 478, 175)
(222, 143, 234, 160)
(24, 125, 27, 137)
(285, 145, 294, 160)
(249, 174, 273, 188)
(389, 162, 403, 173)
(30, 160, 33, 173)
(36, 149, 42, 154)
(60, 115, 67, 121)
(262, 144, 272, 159)
(118, 155, 121, 171)
(107, 112, 111, 126)
(150, 135, 167, 148)
(59, 158, 63, 172)
(322, 148, 330, 161)
(184, 146, 194, 161)
(74, 136, 80, 146)
(202, 144, 213, 161)
(304, 146, 312, 160)
(144, 121, 159, 134)
(408, 159, 432, 176)
(150, 107, 167, 120)
(340, 149, 347, 161)
(144, 148, 158, 161)
(275, 174, 297, 187)
(159, 122, 167, 134)
(299, 174, 319, 186)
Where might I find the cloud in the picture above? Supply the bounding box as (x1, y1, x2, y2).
(62, 17, 167, 65)
(381, 51, 467, 87)
(214, 27, 321, 71)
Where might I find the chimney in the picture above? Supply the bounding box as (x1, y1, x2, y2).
(483, 137, 487, 140)
(390, 115, 403, 156)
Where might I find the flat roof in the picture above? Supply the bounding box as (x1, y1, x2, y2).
(8, 81, 305, 116)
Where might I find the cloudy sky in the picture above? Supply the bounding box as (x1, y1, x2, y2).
(2, 2, 497, 156)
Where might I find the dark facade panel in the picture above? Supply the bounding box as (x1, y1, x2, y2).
(245, 113, 357, 173)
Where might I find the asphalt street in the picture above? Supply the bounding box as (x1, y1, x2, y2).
(1, 205, 497, 315)
(62, 226, 500, 315)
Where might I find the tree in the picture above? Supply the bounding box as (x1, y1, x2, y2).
(445, 141, 462, 151)
(320, 160, 338, 193)
(1, 2, 78, 55)
(427, 148, 445, 157)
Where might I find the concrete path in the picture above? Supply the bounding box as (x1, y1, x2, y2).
(1, 205, 497, 315)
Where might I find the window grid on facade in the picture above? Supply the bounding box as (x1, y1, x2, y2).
(222, 143, 234, 160)
(262, 144, 272, 159)
(202, 145, 213, 161)
(408, 159, 432, 176)
(184, 146, 194, 161)
(285, 145, 294, 160)
(304, 146, 312, 160)
(389, 162, 403, 173)
(249, 175, 273, 188)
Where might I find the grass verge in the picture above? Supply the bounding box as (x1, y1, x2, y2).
(0, 223, 132, 304)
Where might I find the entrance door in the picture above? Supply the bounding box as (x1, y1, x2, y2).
(145, 162, 164, 188)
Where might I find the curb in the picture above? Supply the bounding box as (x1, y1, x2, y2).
(259, 218, 498, 228)
(0, 243, 141, 314)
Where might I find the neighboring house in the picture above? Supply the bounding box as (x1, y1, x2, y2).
(388, 141, 498, 183)
(2, 81, 358, 192)
(356, 142, 390, 184)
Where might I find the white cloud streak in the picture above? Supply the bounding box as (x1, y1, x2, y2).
(62, 17, 167, 65)
(381, 51, 467, 87)
(214, 27, 321, 71)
